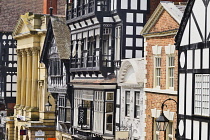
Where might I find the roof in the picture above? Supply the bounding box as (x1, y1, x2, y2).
(41, 16, 71, 63)
(141, 1, 187, 37)
(12, 12, 48, 39)
(175, 0, 195, 47)
(50, 16, 71, 59)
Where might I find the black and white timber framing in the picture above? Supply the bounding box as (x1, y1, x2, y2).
(175, 0, 210, 139)
(66, 0, 148, 139)
(66, 0, 148, 77)
(0, 32, 17, 115)
(41, 16, 72, 132)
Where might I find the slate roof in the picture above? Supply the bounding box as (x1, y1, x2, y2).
(141, 1, 187, 36)
(50, 16, 71, 59)
(161, 1, 187, 23)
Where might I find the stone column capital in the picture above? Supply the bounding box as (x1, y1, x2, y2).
(26, 48, 32, 56)
(16, 49, 22, 56)
(31, 47, 40, 55)
(20, 49, 27, 57)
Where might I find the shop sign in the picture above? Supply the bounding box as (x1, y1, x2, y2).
(35, 130, 45, 136)
(78, 107, 87, 125)
(20, 130, 27, 135)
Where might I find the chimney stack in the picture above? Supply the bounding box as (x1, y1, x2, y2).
(43, 0, 57, 14)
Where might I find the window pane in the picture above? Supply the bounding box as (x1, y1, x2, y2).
(194, 74, 210, 116)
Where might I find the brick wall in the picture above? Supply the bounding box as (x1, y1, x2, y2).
(147, 0, 188, 21)
(0, 0, 66, 32)
(145, 93, 177, 140)
(146, 36, 179, 90)
(145, 10, 179, 90)
(144, 6, 180, 140)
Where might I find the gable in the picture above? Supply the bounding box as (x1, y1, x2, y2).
(179, 0, 208, 46)
(141, 2, 185, 37)
(12, 13, 33, 37)
(149, 10, 179, 34)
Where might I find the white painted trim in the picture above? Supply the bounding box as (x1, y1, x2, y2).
(144, 88, 177, 95)
(73, 84, 116, 89)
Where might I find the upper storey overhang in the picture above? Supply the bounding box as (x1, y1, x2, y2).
(66, 0, 114, 24)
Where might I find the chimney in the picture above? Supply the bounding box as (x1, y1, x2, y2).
(43, 0, 57, 14)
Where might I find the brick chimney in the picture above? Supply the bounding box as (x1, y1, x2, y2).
(43, 0, 57, 14)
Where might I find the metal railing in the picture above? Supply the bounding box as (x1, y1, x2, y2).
(67, 0, 95, 20)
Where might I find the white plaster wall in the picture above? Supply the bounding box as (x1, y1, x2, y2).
(120, 87, 145, 140)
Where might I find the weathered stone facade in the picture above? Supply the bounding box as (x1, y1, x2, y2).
(6, 12, 56, 140)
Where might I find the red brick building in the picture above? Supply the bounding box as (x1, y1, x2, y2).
(0, 0, 65, 32)
(141, 1, 186, 140)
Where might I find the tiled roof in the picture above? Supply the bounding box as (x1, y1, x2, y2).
(51, 16, 71, 59)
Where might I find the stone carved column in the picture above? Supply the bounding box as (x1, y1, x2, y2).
(20, 50, 27, 108)
(31, 47, 39, 110)
(16, 50, 22, 107)
(25, 48, 32, 109)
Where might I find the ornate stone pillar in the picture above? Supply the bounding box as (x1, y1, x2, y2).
(15, 50, 22, 107)
(20, 50, 27, 108)
(25, 48, 32, 109)
(31, 47, 39, 110)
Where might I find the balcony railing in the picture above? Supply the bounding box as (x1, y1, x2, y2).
(67, 0, 95, 20)
(70, 56, 99, 70)
(49, 76, 64, 86)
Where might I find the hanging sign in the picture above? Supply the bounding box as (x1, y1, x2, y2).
(78, 107, 87, 125)
(20, 130, 27, 135)
(35, 130, 45, 136)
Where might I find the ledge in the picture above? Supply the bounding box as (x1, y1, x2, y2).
(144, 88, 177, 95)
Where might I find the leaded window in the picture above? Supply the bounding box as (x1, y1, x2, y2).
(194, 74, 210, 116)
(58, 95, 71, 123)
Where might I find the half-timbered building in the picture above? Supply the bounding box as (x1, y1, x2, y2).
(175, 0, 210, 139)
(65, 0, 153, 139)
(41, 15, 72, 139)
(0, 32, 17, 116)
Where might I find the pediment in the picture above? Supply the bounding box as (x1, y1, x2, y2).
(13, 13, 33, 38)
(148, 10, 179, 34)
(141, 2, 185, 36)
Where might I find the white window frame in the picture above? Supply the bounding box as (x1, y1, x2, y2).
(74, 90, 83, 127)
(135, 91, 140, 118)
(194, 74, 210, 116)
(125, 91, 130, 116)
(93, 91, 104, 133)
(58, 95, 65, 122)
(115, 26, 121, 61)
(154, 56, 161, 88)
(167, 55, 175, 89)
(105, 92, 114, 134)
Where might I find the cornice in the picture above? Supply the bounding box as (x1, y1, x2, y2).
(142, 29, 178, 38)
